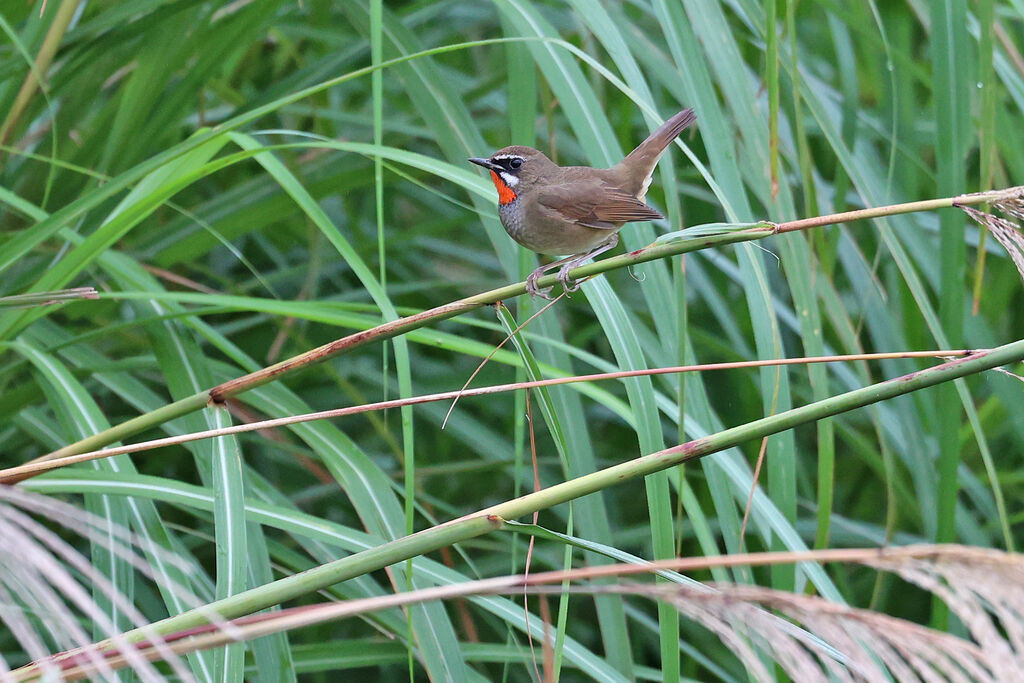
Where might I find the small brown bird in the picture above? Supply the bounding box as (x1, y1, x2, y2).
(470, 108, 696, 298)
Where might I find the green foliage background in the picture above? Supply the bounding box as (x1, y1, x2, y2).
(1, 0, 1023, 680)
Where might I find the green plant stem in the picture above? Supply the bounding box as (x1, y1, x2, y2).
(0, 348, 977, 483)
(22, 185, 1023, 473)
(0, 0, 80, 146)
(21, 338, 1024, 677)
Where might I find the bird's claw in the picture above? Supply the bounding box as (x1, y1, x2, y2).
(557, 263, 582, 294)
(525, 270, 555, 299)
(525, 261, 585, 299)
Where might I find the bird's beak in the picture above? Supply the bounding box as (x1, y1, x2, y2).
(468, 157, 500, 172)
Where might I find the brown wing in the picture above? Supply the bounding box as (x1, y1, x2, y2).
(537, 185, 663, 230)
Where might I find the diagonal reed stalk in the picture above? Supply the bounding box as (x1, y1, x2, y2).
(13, 338, 1024, 679)
(32, 544, 1001, 680)
(0, 349, 980, 483)
(19, 185, 1024, 474)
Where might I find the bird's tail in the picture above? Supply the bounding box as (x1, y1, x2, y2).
(617, 108, 696, 198)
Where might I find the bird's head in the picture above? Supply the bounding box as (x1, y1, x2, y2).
(469, 146, 554, 205)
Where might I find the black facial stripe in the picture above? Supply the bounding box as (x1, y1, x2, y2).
(490, 156, 524, 172)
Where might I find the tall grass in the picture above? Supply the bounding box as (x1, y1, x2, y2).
(1, 0, 1023, 680)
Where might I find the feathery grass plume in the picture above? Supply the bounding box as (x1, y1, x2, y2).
(34, 545, 1024, 682)
(631, 581, 1003, 682)
(864, 546, 1024, 673)
(633, 545, 1024, 682)
(0, 486, 197, 681)
(959, 204, 1024, 283)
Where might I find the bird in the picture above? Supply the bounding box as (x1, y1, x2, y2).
(469, 108, 696, 298)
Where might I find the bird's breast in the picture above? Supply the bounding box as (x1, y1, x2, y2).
(497, 200, 526, 242)
(498, 199, 616, 256)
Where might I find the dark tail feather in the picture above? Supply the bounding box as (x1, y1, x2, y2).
(618, 108, 696, 195)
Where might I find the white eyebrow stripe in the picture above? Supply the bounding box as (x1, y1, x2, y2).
(491, 155, 524, 161)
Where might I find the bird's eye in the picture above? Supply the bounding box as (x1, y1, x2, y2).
(509, 158, 523, 169)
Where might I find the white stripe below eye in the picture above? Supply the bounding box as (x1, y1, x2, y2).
(499, 171, 519, 187)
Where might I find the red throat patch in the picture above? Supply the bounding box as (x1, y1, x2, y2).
(489, 170, 518, 205)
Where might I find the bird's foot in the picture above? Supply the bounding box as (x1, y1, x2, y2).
(556, 261, 584, 294)
(554, 236, 617, 296)
(525, 268, 555, 299)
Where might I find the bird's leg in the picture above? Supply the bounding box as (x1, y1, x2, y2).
(524, 234, 620, 298)
(525, 253, 586, 298)
(555, 234, 619, 294)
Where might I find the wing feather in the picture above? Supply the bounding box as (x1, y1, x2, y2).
(537, 186, 663, 230)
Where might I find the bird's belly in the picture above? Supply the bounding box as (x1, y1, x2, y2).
(499, 202, 616, 256)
